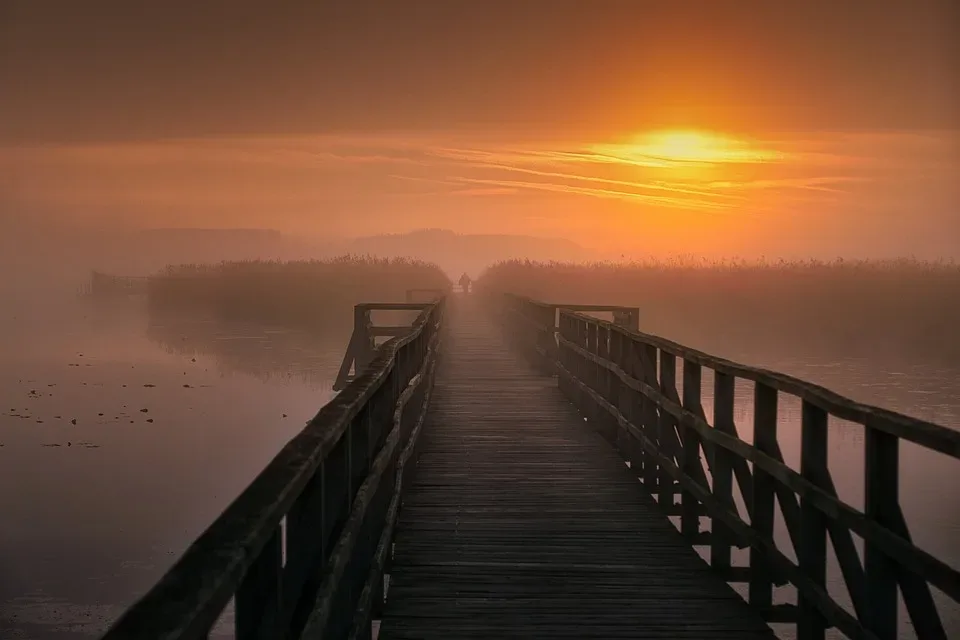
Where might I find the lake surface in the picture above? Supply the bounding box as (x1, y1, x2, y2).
(0, 297, 347, 639)
(1, 299, 958, 639)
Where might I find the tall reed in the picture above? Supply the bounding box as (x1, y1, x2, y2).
(147, 256, 450, 332)
(478, 258, 960, 365)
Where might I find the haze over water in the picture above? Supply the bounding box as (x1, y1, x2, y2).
(1, 1, 957, 638)
(0, 295, 344, 638)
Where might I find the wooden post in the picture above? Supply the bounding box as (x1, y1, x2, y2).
(711, 372, 736, 573)
(681, 359, 703, 539)
(658, 353, 677, 508)
(749, 382, 778, 610)
(639, 343, 659, 491)
(281, 467, 326, 633)
(557, 313, 569, 396)
(235, 526, 283, 640)
(573, 317, 587, 409)
(354, 305, 376, 372)
(597, 325, 611, 443)
(612, 308, 639, 332)
(864, 422, 899, 639)
(624, 338, 645, 477)
(610, 329, 625, 452)
(586, 323, 599, 415)
(798, 400, 829, 640)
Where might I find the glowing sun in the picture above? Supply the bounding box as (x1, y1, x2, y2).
(590, 130, 782, 167)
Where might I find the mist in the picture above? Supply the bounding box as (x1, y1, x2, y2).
(2, 1, 958, 638)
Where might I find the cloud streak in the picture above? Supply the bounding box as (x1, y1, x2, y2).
(1, 129, 926, 221)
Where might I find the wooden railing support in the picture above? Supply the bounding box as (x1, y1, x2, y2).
(334, 302, 435, 391)
(493, 292, 960, 640)
(103, 299, 444, 640)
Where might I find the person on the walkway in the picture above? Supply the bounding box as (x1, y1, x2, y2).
(458, 272, 472, 294)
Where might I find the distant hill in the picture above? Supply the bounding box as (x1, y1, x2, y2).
(345, 229, 600, 277)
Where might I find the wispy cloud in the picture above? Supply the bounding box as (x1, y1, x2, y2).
(448, 177, 736, 212)
(1, 129, 910, 218)
(452, 161, 741, 200)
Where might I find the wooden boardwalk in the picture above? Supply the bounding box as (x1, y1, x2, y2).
(99, 293, 959, 639)
(379, 299, 776, 639)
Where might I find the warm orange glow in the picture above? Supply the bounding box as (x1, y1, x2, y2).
(589, 130, 783, 167)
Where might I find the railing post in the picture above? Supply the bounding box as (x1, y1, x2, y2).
(354, 305, 376, 372)
(711, 372, 736, 573)
(283, 468, 326, 635)
(798, 400, 829, 640)
(657, 353, 678, 508)
(617, 334, 641, 475)
(864, 422, 899, 639)
(749, 382, 778, 611)
(610, 329, 626, 453)
(586, 323, 599, 422)
(638, 343, 659, 490)
(680, 359, 703, 539)
(594, 325, 613, 442)
(235, 526, 283, 640)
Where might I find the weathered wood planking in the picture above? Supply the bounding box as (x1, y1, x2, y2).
(379, 298, 775, 639)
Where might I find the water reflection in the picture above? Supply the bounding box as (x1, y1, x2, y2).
(0, 299, 347, 639)
(145, 310, 349, 389)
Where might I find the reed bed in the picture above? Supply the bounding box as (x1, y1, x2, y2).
(146, 256, 450, 332)
(478, 258, 960, 365)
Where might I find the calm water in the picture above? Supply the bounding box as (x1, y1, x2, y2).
(1, 301, 958, 638)
(0, 298, 346, 639)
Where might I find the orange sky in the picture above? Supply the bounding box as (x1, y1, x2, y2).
(1, 1, 957, 259)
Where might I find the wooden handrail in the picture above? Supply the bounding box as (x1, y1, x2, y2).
(334, 301, 438, 390)
(496, 292, 958, 639)
(102, 299, 444, 640)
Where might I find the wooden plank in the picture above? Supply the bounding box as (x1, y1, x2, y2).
(379, 299, 776, 639)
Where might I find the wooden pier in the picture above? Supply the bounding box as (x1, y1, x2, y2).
(102, 293, 960, 640)
(378, 300, 774, 638)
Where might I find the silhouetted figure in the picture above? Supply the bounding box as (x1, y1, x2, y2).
(458, 273, 472, 294)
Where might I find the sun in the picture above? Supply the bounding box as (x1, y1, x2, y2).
(590, 129, 781, 167)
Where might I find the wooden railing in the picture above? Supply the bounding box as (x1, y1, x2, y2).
(499, 295, 960, 640)
(498, 293, 640, 373)
(334, 299, 437, 390)
(102, 299, 444, 640)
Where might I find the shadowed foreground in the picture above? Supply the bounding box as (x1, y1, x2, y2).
(99, 292, 959, 639)
(379, 299, 775, 638)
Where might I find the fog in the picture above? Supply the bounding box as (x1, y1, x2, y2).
(2, 1, 958, 637)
